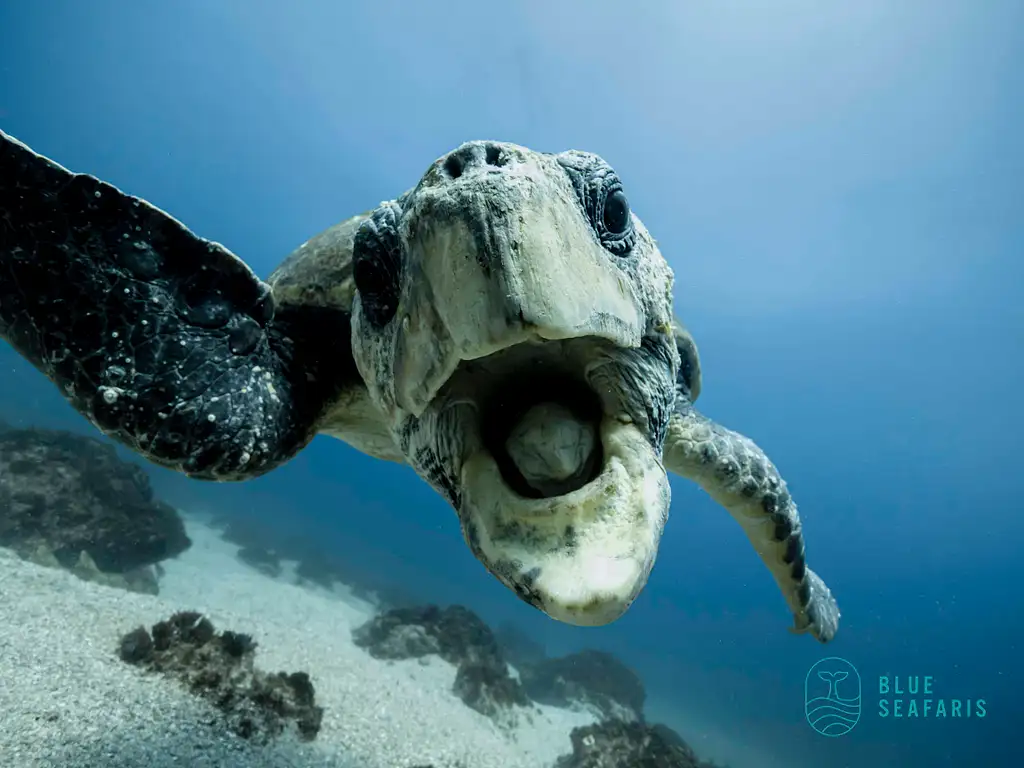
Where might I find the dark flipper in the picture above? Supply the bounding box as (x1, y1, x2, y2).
(0, 130, 358, 480)
(663, 321, 840, 643)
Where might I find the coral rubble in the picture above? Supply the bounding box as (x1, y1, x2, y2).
(352, 605, 529, 722)
(352, 604, 721, 766)
(118, 611, 323, 743)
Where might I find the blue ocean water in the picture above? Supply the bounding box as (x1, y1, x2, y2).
(0, 1, 1020, 766)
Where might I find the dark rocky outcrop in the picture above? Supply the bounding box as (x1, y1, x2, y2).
(353, 605, 502, 667)
(118, 611, 323, 743)
(453, 659, 530, 720)
(521, 649, 646, 722)
(0, 426, 190, 593)
(352, 605, 529, 722)
(554, 720, 719, 768)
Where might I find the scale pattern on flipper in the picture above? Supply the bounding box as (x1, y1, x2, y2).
(0, 131, 355, 480)
(666, 397, 840, 643)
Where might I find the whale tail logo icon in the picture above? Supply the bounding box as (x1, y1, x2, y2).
(805, 657, 862, 737)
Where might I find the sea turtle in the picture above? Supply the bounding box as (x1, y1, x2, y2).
(0, 130, 839, 642)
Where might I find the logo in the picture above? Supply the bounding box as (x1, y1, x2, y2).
(804, 658, 988, 736)
(804, 656, 862, 737)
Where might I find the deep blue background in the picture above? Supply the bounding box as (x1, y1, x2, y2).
(1, 2, 1021, 766)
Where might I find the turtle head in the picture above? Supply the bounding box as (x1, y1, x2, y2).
(349, 142, 679, 625)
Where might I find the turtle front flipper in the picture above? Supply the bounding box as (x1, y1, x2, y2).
(664, 401, 840, 642)
(0, 130, 358, 480)
(663, 323, 839, 642)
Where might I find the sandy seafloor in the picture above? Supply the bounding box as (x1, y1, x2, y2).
(0, 514, 595, 768)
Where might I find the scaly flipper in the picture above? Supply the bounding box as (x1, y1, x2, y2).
(663, 322, 840, 642)
(0, 130, 358, 479)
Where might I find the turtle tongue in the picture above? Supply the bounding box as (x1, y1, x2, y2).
(504, 402, 599, 497)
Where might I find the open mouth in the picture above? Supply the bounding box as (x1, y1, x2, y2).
(424, 335, 674, 626)
(440, 338, 613, 501)
(482, 365, 605, 500)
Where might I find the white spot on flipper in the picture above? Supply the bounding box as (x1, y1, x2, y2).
(207, 413, 216, 423)
(99, 386, 122, 404)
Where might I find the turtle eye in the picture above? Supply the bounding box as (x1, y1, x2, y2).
(353, 202, 403, 328)
(556, 152, 636, 257)
(595, 180, 635, 256)
(602, 186, 631, 236)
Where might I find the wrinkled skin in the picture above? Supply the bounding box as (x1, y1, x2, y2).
(0, 131, 839, 641)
